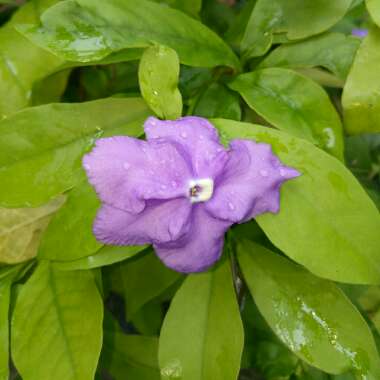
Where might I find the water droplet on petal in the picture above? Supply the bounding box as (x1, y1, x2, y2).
(180, 132, 187, 139)
(228, 202, 235, 210)
(280, 168, 287, 177)
(260, 169, 268, 177)
(83, 164, 90, 170)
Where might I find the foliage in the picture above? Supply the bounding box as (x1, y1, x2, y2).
(0, 0, 379, 379)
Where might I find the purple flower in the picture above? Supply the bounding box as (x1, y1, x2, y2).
(83, 117, 299, 273)
(351, 28, 368, 38)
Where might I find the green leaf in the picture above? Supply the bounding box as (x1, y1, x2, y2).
(53, 245, 147, 270)
(212, 119, 380, 284)
(19, 0, 239, 69)
(254, 341, 299, 379)
(0, 280, 11, 380)
(0, 0, 64, 117)
(367, 0, 380, 27)
(31, 69, 71, 106)
(342, 26, 380, 134)
(107, 250, 181, 318)
(241, 0, 352, 59)
(193, 82, 241, 120)
(102, 315, 160, 380)
(12, 262, 103, 380)
(131, 300, 164, 335)
(0, 266, 20, 380)
(237, 240, 380, 378)
(139, 45, 182, 119)
(151, 0, 202, 17)
(229, 69, 344, 159)
(0, 197, 64, 264)
(0, 97, 149, 208)
(103, 335, 160, 379)
(159, 258, 243, 380)
(258, 32, 360, 81)
(38, 180, 101, 261)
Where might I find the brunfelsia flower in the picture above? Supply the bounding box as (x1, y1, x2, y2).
(83, 117, 299, 273)
(351, 28, 368, 38)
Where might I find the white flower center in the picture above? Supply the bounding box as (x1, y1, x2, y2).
(188, 178, 214, 203)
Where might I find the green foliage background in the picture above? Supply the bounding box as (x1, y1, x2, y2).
(0, 0, 380, 379)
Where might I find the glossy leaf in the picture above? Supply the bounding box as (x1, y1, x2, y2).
(139, 45, 182, 119)
(12, 262, 103, 380)
(19, 0, 239, 69)
(237, 240, 380, 378)
(241, 0, 352, 58)
(0, 0, 64, 118)
(258, 33, 360, 80)
(0, 197, 64, 264)
(107, 250, 181, 317)
(159, 258, 243, 380)
(193, 82, 241, 120)
(343, 26, 380, 134)
(0, 97, 149, 208)
(229, 69, 344, 159)
(212, 119, 380, 284)
(53, 245, 146, 270)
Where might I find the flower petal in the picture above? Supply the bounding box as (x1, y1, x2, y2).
(153, 205, 231, 273)
(83, 136, 192, 213)
(93, 198, 192, 246)
(144, 116, 228, 180)
(206, 139, 300, 223)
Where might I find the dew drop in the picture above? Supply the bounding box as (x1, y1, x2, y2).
(280, 168, 287, 177)
(260, 169, 268, 177)
(83, 164, 90, 170)
(228, 202, 235, 210)
(180, 131, 187, 139)
(161, 359, 182, 379)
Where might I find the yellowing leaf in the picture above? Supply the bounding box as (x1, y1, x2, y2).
(0, 197, 65, 263)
